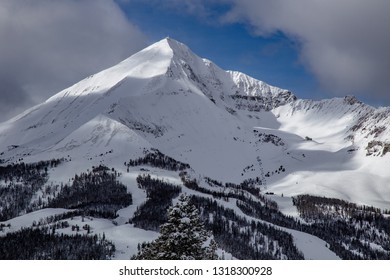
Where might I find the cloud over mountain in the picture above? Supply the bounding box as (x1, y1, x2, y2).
(221, 0, 390, 101)
(0, 0, 146, 121)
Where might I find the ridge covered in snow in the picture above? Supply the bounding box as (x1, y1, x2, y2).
(1, 38, 390, 260)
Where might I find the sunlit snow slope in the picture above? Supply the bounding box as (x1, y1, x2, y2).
(1, 38, 390, 259)
(1, 38, 390, 207)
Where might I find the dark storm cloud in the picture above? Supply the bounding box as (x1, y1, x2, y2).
(0, 75, 33, 121)
(0, 0, 147, 122)
(221, 0, 390, 103)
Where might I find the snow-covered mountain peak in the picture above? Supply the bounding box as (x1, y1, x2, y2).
(44, 38, 174, 102)
(228, 71, 296, 111)
(3, 38, 390, 261)
(229, 71, 287, 97)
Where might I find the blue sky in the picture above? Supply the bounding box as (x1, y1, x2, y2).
(1, 0, 389, 121)
(118, 1, 326, 101)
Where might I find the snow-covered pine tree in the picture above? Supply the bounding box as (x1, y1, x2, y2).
(132, 194, 218, 260)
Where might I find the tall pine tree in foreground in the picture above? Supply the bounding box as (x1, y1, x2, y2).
(132, 194, 218, 260)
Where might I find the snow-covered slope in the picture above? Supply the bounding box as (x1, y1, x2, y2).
(1, 38, 390, 260)
(268, 96, 390, 208)
(0, 38, 293, 184)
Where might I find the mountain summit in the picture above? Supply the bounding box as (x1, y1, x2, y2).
(1, 38, 390, 260)
(1, 37, 389, 203)
(0, 38, 294, 178)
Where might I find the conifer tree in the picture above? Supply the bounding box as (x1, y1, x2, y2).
(132, 194, 218, 260)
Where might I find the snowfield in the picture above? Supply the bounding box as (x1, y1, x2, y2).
(1, 38, 390, 260)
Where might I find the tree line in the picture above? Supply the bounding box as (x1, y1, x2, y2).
(125, 148, 190, 172)
(47, 165, 132, 219)
(190, 195, 304, 260)
(179, 172, 390, 259)
(0, 159, 63, 221)
(130, 174, 303, 259)
(0, 227, 114, 260)
(130, 174, 181, 231)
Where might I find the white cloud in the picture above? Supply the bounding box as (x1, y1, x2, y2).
(0, 0, 147, 121)
(221, 0, 390, 102)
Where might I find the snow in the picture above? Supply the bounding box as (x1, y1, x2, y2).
(283, 228, 339, 260)
(180, 217, 191, 224)
(266, 194, 301, 219)
(1, 37, 390, 259)
(229, 70, 290, 98)
(0, 208, 71, 235)
(52, 215, 159, 260)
